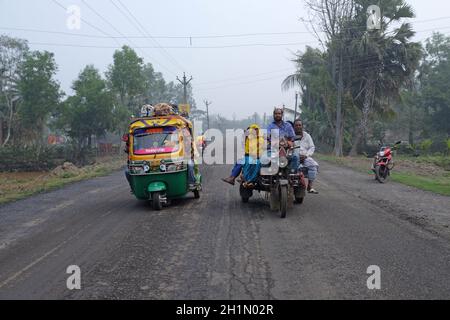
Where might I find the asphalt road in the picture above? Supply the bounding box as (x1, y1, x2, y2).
(0, 162, 449, 299)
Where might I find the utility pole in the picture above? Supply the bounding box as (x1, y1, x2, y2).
(176, 72, 193, 104)
(294, 92, 299, 120)
(204, 100, 212, 131)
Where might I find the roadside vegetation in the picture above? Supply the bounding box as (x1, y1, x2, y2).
(0, 35, 199, 203)
(0, 155, 125, 205)
(317, 154, 450, 196)
(0, 35, 200, 165)
(283, 0, 450, 160)
(281, 0, 450, 195)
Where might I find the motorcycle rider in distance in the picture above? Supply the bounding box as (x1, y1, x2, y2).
(293, 119, 319, 194)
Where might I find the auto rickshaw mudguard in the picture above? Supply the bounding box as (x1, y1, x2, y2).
(147, 181, 167, 193)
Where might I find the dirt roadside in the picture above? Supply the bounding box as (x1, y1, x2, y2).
(0, 155, 125, 205)
(315, 158, 450, 241)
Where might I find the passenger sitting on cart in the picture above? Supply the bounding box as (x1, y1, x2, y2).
(222, 124, 264, 186)
(292, 119, 319, 194)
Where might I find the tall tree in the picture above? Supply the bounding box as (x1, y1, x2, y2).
(0, 35, 28, 146)
(419, 32, 450, 136)
(17, 50, 61, 145)
(300, 0, 355, 156)
(57, 65, 114, 162)
(142, 63, 169, 103)
(348, 0, 422, 155)
(106, 46, 145, 116)
(283, 46, 338, 146)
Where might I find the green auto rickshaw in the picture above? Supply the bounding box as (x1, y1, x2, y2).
(124, 113, 202, 210)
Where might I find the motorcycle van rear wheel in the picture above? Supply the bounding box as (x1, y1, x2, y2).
(279, 185, 288, 219)
(294, 186, 305, 204)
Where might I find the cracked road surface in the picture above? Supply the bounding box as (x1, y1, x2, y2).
(0, 162, 449, 299)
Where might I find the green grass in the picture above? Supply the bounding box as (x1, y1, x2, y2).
(390, 172, 450, 196)
(398, 155, 450, 171)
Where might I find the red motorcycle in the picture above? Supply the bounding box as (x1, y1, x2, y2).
(372, 141, 402, 183)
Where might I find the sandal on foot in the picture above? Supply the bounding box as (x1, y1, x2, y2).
(221, 178, 235, 186)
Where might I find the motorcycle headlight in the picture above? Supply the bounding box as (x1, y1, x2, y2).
(143, 165, 150, 173)
(379, 151, 385, 157)
(279, 156, 289, 169)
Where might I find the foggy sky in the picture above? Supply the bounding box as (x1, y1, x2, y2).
(0, 0, 448, 118)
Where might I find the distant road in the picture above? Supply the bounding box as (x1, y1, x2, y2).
(0, 162, 449, 299)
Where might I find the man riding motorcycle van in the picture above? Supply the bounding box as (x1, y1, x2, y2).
(266, 107, 295, 144)
(222, 109, 319, 194)
(222, 108, 295, 185)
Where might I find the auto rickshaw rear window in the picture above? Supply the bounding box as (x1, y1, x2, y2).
(133, 126, 180, 155)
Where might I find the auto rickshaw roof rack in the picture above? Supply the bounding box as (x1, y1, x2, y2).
(129, 114, 193, 133)
(138, 103, 190, 118)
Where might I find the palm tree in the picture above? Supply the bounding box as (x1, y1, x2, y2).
(283, 0, 422, 155)
(348, 0, 422, 155)
(282, 46, 336, 127)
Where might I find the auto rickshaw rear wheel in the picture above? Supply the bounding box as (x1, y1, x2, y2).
(152, 192, 163, 211)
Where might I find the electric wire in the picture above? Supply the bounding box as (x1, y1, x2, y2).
(3, 15, 449, 40)
(79, 0, 177, 77)
(114, 0, 186, 73)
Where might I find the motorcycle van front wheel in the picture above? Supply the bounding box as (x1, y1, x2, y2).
(239, 184, 253, 203)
